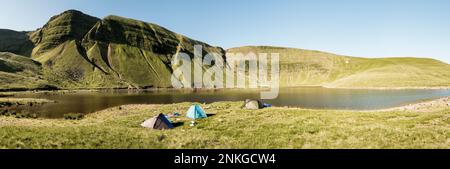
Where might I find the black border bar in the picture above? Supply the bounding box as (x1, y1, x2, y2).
(0, 149, 448, 168)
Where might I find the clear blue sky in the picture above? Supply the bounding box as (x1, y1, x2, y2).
(1, 0, 449, 63)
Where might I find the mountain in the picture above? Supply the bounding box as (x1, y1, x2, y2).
(0, 10, 449, 90)
(0, 10, 225, 89)
(29, 10, 100, 56)
(228, 46, 450, 88)
(0, 29, 34, 56)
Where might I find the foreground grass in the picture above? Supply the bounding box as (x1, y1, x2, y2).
(0, 101, 449, 149)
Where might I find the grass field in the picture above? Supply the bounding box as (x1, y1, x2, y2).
(1, 101, 449, 149)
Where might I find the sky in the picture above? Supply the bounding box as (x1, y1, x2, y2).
(0, 0, 449, 63)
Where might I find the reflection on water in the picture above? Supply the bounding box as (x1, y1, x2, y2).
(9, 87, 450, 118)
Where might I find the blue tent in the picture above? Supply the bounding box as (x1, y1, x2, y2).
(186, 104, 207, 119)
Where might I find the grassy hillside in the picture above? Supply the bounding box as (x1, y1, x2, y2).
(27, 10, 225, 89)
(0, 10, 449, 90)
(0, 52, 50, 90)
(28, 10, 100, 57)
(0, 10, 227, 90)
(227, 46, 450, 88)
(0, 29, 34, 56)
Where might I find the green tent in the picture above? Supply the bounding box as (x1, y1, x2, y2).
(186, 104, 207, 119)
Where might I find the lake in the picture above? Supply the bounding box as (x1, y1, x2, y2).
(6, 87, 450, 118)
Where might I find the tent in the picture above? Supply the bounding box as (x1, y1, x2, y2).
(141, 113, 174, 130)
(243, 99, 264, 110)
(186, 104, 208, 119)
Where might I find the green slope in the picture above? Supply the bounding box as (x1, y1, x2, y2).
(227, 46, 450, 88)
(0, 29, 34, 56)
(26, 10, 225, 89)
(0, 52, 50, 90)
(29, 10, 100, 57)
(0, 10, 449, 90)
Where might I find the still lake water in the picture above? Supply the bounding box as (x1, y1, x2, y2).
(9, 87, 450, 118)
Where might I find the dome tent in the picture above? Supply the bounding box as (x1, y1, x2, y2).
(243, 99, 263, 110)
(141, 113, 174, 130)
(242, 99, 271, 109)
(186, 104, 208, 119)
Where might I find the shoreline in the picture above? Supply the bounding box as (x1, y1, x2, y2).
(379, 96, 450, 112)
(323, 86, 450, 90)
(1, 89, 450, 113)
(1, 85, 449, 93)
